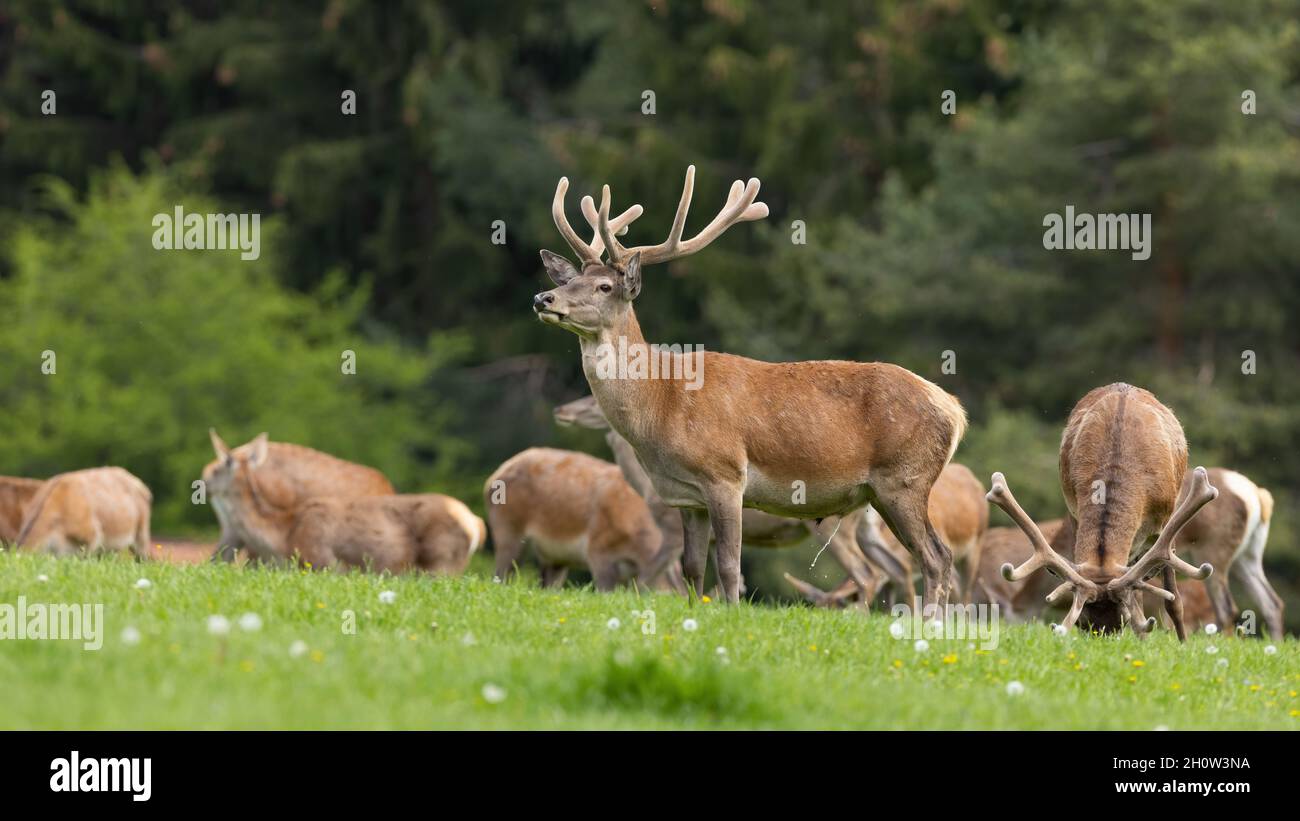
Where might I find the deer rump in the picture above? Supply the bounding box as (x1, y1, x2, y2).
(16, 467, 151, 555)
(286, 494, 484, 575)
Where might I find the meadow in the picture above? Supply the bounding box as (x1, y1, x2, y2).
(0, 550, 1294, 730)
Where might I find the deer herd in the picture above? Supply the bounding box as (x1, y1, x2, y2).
(0, 166, 1287, 643)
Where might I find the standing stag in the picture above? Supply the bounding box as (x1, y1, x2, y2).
(986, 383, 1216, 638)
(535, 166, 967, 608)
(554, 395, 900, 601)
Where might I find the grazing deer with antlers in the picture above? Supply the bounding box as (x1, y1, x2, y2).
(1167, 467, 1282, 638)
(0, 476, 44, 544)
(986, 383, 1216, 638)
(554, 395, 895, 600)
(484, 447, 678, 591)
(535, 166, 967, 608)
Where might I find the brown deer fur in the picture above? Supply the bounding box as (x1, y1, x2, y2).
(554, 395, 890, 600)
(205, 437, 481, 573)
(787, 463, 983, 609)
(986, 383, 1216, 638)
(484, 447, 669, 591)
(537, 168, 967, 609)
(204, 430, 395, 562)
(1169, 467, 1282, 637)
(970, 519, 1066, 620)
(16, 467, 152, 556)
(0, 476, 44, 544)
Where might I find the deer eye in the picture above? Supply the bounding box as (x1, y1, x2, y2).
(598, 282, 613, 293)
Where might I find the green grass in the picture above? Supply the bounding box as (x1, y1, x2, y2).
(0, 550, 1295, 729)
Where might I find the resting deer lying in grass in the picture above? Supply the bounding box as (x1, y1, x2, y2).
(204, 435, 482, 573)
(554, 395, 896, 601)
(485, 447, 678, 591)
(204, 430, 395, 562)
(986, 383, 1216, 639)
(1168, 467, 1282, 638)
(16, 467, 152, 557)
(536, 166, 966, 608)
(0, 476, 44, 544)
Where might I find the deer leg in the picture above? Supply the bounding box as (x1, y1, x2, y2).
(1161, 566, 1188, 642)
(539, 564, 568, 588)
(1204, 573, 1237, 634)
(705, 488, 744, 604)
(818, 515, 880, 606)
(489, 522, 525, 583)
(210, 528, 242, 563)
(680, 508, 711, 598)
(873, 491, 953, 616)
(1234, 556, 1284, 639)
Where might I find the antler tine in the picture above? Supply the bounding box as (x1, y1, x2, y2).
(987, 472, 1098, 595)
(620, 165, 769, 265)
(595, 185, 623, 266)
(580, 195, 641, 258)
(552, 177, 602, 266)
(1108, 466, 1217, 593)
(1121, 591, 1157, 634)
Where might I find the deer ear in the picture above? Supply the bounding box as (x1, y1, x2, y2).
(539, 250, 581, 285)
(621, 251, 642, 300)
(249, 432, 270, 468)
(209, 428, 230, 460)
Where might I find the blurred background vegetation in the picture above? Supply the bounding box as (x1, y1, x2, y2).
(1, 0, 1298, 625)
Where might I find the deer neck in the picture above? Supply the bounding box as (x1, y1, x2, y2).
(225, 470, 295, 557)
(578, 307, 666, 443)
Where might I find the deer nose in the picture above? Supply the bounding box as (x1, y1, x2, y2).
(533, 292, 555, 310)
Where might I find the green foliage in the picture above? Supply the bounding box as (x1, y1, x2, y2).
(0, 164, 467, 531)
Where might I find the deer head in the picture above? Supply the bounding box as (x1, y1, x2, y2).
(552, 395, 610, 430)
(533, 165, 768, 338)
(986, 385, 1216, 635)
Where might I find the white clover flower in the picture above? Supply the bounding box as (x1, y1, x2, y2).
(606, 617, 621, 630)
(134, 578, 152, 590)
(1204, 623, 1218, 635)
(238, 612, 263, 632)
(1153, 725, 1169, 732)
(120, 626, 142, 645)
(1216, 658, 1229, 668)
(682, 618, 699, 632)
(1205, 645, 1219, 655)
(914, 639, 929, 653)
(378, 590, 397, 604)
(481, 683, 507, 704)
(715, 646, 728, 655)
(289, 640, 309, 658)
(1264, 644, 1277, 656)
(206, 615, 231, 636)
(1006, 681, 1025, 696)
(888, 621, 905, 640)
(36, 574, 48, 582)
